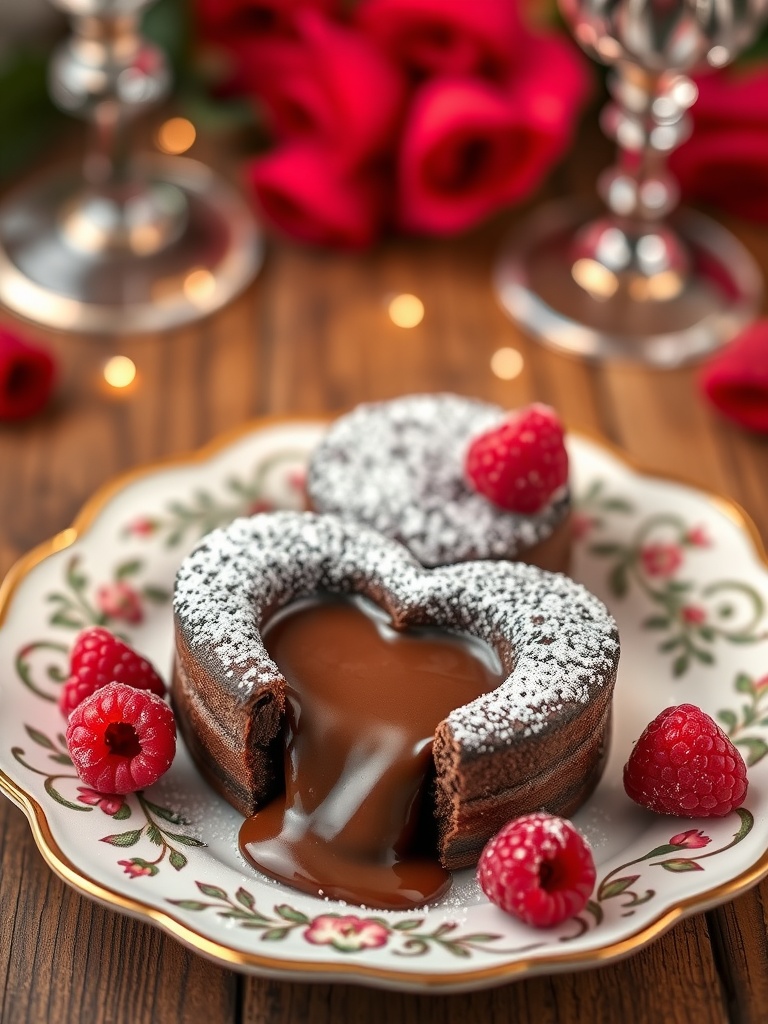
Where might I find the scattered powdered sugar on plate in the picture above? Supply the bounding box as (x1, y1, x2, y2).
(306, 394, 570, 567)
(173, 511, 619, 752)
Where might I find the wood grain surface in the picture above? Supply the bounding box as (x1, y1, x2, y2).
(1, 152, 767, 1024)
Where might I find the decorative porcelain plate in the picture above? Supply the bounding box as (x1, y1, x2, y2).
(1, 419, 767, 993)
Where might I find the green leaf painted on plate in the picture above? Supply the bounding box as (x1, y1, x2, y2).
(235, 887, 255, 910)
(196, 882, 227, 900)
(142, 799, 186, 825)
(657, 859, 704, 872)
(598, 875, 639, 900)
(25, 726, 57, 750)
(643, 616, 670, 630)
(609, 563, 629, 599)
(169, 849, 187, 871)
(717, 710, 738, 731)
(672, 654, 689, 678)
(164, 831, 205, 847)
(736, 673, 755, 694)
(101, 829, 143, 847)
(115, 559, 143, 579)
(275, 904, 309, 924)
(146, 823, 163, 846)
(733, 807, 754, 843)
(735, 737, 768, 767)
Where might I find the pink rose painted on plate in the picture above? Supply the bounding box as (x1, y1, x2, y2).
(304, 914, 389, 953)
(124, 517, 159, 538)
(681, 605, 707, 625)
(572, 512, 597, 540)
(96, 581, 144, 624)
(669, 829, 711, 849)
(76, 787, 126, 816)
(685, 525, 711, 548)
(640, 542, 683, 578)
(119, 858, 159, 879)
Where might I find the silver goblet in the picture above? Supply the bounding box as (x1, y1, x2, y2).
(0, 0, 263, 334)
(495, 0, 767, 366)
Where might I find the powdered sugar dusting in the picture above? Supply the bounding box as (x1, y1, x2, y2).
(306, 395, 570, 567)
(173, 512, 618, 751)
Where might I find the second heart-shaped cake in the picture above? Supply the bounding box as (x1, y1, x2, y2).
(172, 511, 619, 908)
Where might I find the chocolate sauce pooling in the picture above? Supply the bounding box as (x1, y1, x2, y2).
(239, 596, 502, 910)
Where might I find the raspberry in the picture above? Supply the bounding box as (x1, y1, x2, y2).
(477, 812, 595, 927)
(623, 703, 748, 817)
(66, 682, 176, 794)
(465, 404, 568, 514)
(59, 626, 165, 717)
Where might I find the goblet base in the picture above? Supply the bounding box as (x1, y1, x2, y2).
(0, 155, 264, 334)
(494, 202, 762, 367)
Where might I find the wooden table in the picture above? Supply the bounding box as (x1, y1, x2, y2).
(1, 150, 767, 1023)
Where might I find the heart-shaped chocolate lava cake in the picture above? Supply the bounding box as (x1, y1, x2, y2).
(172, 512, 619, 890)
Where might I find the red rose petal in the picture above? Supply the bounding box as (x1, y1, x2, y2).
(699, 320, 768, 432)
(0, 328, 55, 422)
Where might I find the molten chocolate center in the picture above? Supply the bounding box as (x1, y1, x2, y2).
(239, 596, 501, 910)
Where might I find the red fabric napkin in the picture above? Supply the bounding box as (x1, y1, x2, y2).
(0, 327, 56, 421)
(699, 321, 768, 432)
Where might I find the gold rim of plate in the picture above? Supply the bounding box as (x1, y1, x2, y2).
(0, 415, 767, 988)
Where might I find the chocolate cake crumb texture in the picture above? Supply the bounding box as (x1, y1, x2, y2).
(306, 394, 570, 567)
(173, 512, 618, 754)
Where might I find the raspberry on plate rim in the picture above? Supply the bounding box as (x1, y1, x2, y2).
(66, 681, 176, 794)
(59, 625, 166, 717)
(623, 703, 748, 817)
(477, 811, 595, 927)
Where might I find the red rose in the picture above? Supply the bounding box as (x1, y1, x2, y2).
(253, 11, 407, 164)
(0, 328, 55, 422)
(197, 0, 336, 41)
(248, 142, 386, 248)
(196, 0, 339, 98)
(355, 0, 523, 81)
(671, 67, 768, 221)
(396, 33, 589, 234)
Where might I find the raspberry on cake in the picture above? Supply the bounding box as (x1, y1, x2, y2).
(465, 403, 569, 514)
(306, 394, 572, 570)
(171, 510, 619, 908)
(623, 703, 748, 817)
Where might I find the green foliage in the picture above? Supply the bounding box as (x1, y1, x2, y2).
(0, 51, 61, 181)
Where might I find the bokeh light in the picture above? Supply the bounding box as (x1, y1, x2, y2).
(490, 347, 524, 380)
(103, 356, 137, 389)
(156, 117, 197, 155)
(388, 293, 425, 328)
(183, 269, 217, 305)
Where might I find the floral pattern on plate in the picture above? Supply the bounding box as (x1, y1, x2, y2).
(0, 422, 767, 991)
(578, 480, 768, 677)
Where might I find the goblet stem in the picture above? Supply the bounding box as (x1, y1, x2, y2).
(0, 0, 263, 332)
(572, 61, 699, 300)
(60, 9, 157, 188)
(494, 0, 766, 365)
(49, 1, 181, 255)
